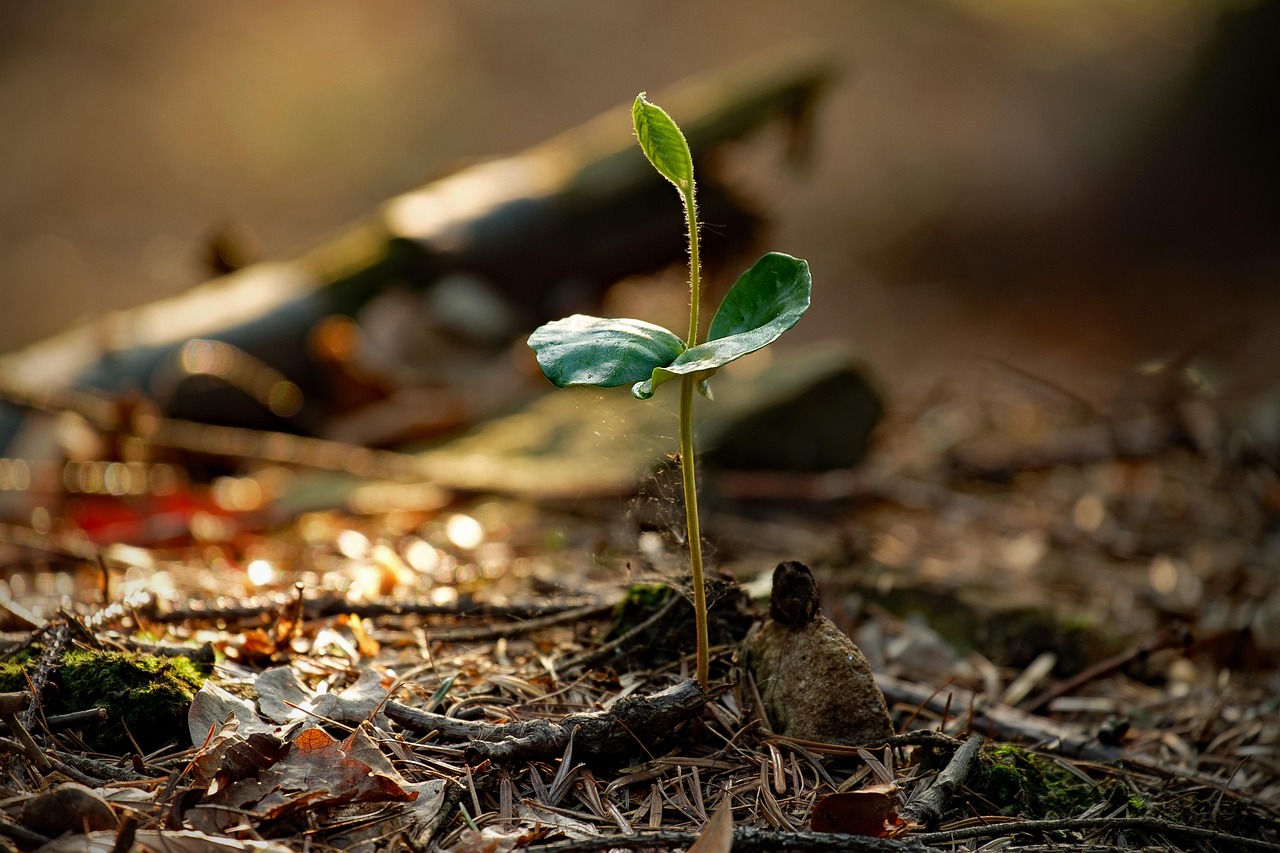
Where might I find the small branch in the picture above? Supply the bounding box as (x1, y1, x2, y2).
(55, 750, 153, 782)
(387, 679, 707, 764)
(426, 600, 617, 643)
(875, 673, 1123, 764)
(900, 734, 984, 827)
(145, 595, 603, 625)
(559, 590, 682, 672)
(526, 827, 929, 853)
(19, 620, 68, 731)
(1022, 625, 1186, 714)
(912, 816, 1280, 852)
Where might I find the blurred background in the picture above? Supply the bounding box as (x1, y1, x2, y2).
(1, 0, 1277, 410)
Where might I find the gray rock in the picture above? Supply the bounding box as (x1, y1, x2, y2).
(744, 562, 893, 746)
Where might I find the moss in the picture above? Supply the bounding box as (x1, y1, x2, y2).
(603, 578, 754, 672)
(0, 659, 32, 692)
(9, 649, 208, 753)
(607, 582, 675, 639)
(970, 745, 1097, 819)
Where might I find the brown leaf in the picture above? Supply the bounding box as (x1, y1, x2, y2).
(271, 725, 416, 813)
(203, 724, 417, 825)
(34, 829, 294, 853)
(810, 782, 902, 836)
(686, 800, 734, 853)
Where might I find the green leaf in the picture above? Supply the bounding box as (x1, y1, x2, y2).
(633, 93, 694, 192)
(528, 315, 686, 389)
(632, 253, 811, 399)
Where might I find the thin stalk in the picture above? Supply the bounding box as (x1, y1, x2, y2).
(683, 188, 701, 346)
(679, 184, 710, 689)
(679, 376, 708, 687)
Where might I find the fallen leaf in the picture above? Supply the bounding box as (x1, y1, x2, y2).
(188, 681, 277, 744)
(205, 723, 417, 824)
(195, 727, 289, 793)
(36, 829, 293, 853)
(21, 783, 116, 836)
(442, 828, 519, 853)
(810, 782, 903, 836)
(256, 666, 388, 725)
(686, 801, 734, 853)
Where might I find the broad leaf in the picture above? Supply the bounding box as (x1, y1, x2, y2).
(529, 315, 686, 388)
(632, 253, 811, 398)
(633, 93, 694, 192)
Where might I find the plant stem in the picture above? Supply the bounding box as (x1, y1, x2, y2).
(679, 375, 708, 688)
(683, 188, 701, 346)
(679, 184, 710, 689)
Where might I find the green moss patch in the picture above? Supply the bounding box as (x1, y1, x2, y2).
(2, 649, 208, 753)
(971, 745, 1098, 819)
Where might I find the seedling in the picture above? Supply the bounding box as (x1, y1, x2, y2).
(528, 93, 812, 686)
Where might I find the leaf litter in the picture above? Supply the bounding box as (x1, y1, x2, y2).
(0, 360, 1278, 853)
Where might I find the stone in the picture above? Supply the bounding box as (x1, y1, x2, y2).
(744, 562, 893, 746)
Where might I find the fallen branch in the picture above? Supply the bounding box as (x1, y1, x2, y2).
(558, 589, 683, 672)
(387, 679, 707, 764)
(875, 673, 1123, 764)
(1022, 625, 1187, 714)
(525, 827, 929, 853)
(900, 733, 984, 828)
(424, 600, 617, 643)
(911, 815, 1280, 852)
(144, 593, 603, 624)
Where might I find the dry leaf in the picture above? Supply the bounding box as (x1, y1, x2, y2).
(196, 729, 289, 793)
(188, 681, 277, 744)
(256, 666, 389, 725)
(36, 829, 293, 853)
(686, 800, 734, 853)
(443, 828, 520, 853)
(202, 724, 416, 826)
(21, 784, 116, 836)
(810, 782, 902, 836)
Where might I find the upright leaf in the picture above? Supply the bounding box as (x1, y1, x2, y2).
(706, 252, 812, 344)
(632, 253, 811, 398)
(633, 93, 694, 192)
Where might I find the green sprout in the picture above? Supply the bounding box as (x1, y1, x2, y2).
(527, 93, 812, 686)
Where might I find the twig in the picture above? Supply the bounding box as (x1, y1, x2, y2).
(55, 750, 154, 782)
(875, 673, 1123, 764)
(911, 815, 1280, 851)
(387, 679, 707, 764)
(426, 600, 618, 643)
(0, 818, 52, 850)
(559, 590, 682, 671)
(145, 595, 603, 624)
(525, 827, 929, 853)
(18, 620, 68, 731)
(1022, 625, 1187, 714)
(900, 734, 984, 827)
(40, 707, 108, 733)
(42, 752, 107, 787)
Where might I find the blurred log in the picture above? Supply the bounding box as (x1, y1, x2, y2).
(0, 49, 832, 445)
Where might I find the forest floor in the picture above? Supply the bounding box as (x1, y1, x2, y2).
(1, 352, 1278, 853)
